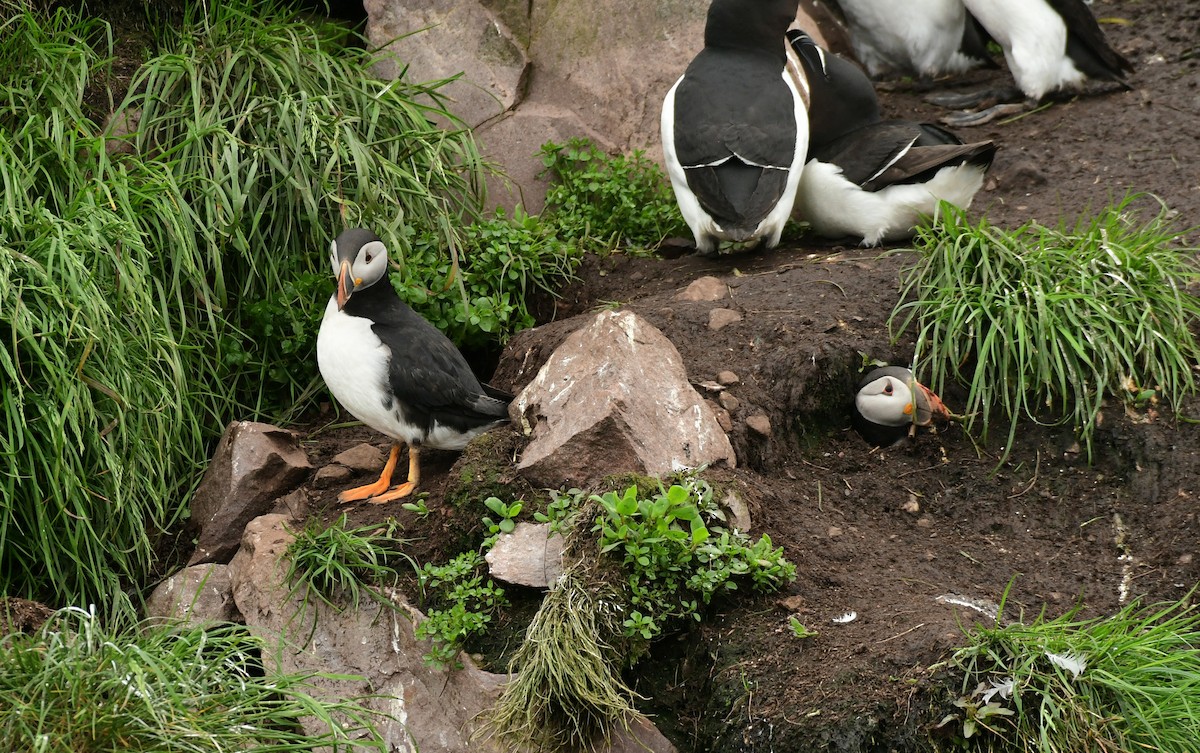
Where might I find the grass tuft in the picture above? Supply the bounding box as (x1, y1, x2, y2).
(892, 197, 1200, 457)
(0, 605, 388, 751)
(941, 592, 1200, 752)
(284, 514, 415, 613)
(478, 564, 638, 752)
(0, 0, 489, 609)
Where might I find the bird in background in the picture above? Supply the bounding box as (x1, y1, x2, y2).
(316, 228, 511, 504)
(828, 0, 996, 78)
(933, 0, 1134, 125)
(786, 29, 996, 246)
(661, 0, 809, 256)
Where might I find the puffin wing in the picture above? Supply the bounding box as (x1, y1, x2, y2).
(788, 27, 882, 150)
(370, 303, 509, 428)
(1045, 0, 1134, 81)
(865, 140, 997, 191)
(671, 48, 799, 228)
(811, 121, 924, 187)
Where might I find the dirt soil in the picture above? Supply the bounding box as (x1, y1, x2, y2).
(298, 2, 1200, 751)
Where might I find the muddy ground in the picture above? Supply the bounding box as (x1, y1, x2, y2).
(252, 1, 1200, 751)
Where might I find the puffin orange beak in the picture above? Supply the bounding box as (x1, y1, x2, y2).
(336, 260, 354, 310)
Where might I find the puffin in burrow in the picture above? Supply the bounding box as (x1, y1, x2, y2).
(786, 29, 996, 246)
(852, 366, 951, 447)
(828, 0, 996, 79)
(316, 228, 512, 504)
(933, 0, 1134, 125)
(661, 0, 809, 256)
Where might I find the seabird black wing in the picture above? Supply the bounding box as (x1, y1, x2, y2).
(1046, 0, 1134, 84)
(672, 48, 798, 229)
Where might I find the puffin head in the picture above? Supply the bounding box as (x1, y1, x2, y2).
(330, 228, 389, 310)
(853, 366, 950, 446)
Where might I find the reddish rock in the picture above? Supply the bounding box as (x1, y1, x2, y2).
(512, 310, 735, 488)
(188, 422, 311, 565)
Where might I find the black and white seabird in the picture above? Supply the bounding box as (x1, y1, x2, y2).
(830, 0, 995, 78)
(936, 0, 1134, 125)
(852, 366, 951, 447)
(787, 30, 997, 246)
(316, 228, 512, 504)
(661, 0, 809, 256)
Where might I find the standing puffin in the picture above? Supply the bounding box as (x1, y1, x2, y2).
(852, 366, 951, 447)
(937, 0, 1134, 125)
(316, 228, 512, 504)
(830, 0, 995, 78)
(661, 0, 809, 256)
(787, 29, 996, 246)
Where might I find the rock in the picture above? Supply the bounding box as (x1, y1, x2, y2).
(512, 310, 736, 488)
(229, 513, 676, 753)
(365, 0, 530, 130)
(484, 522, 565, 588)
(716, 370, 740, 386)
(332, 442, 386, 472)
(675, 276, 729, 302)
(718, 393, 741, 412)
(475, 102, 612, 215)
(714, 406, 733, 433)
(103, 107, 139, 156)
(721, 489, 752, 532)
(145, 564, 238, 625)
(708, 308, 743, 330)
(188, 422, 311, 566)
(313, 463, 352, 489)
(746, 414, 772, 437)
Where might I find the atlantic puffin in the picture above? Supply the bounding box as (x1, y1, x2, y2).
(936, 0, 1134, 125)
(661, 0, 809, 256)
(852, 366, 951, 447)
(316, 228, 512, 503)
(787, 30, 996, 245)
(830, 0, 995, 78)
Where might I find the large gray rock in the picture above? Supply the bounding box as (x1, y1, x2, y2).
(228, 513, 676, 753)
(364, 0, 530, 130)
(145, 564, 238, 625)
(188, 421, 311, 565)
(512, 310, 736, 488)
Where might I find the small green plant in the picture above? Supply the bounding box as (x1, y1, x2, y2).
(533, 487, 586, 534)
(623, 610, 658, 641)
(592, 478, 796, 652)
(284, 514, 413, 612)
(396, 207, 583, 350)
(0, 606, 386, 750)
(481, 496, 524, 547)
(401, 495, 432, 519)
(788, 616, 817, 639)
(539, 137, 688, 252)
(940, 588, 1200, 752)
(415, 551, 507, 669)
(892, 197, 1200, 459)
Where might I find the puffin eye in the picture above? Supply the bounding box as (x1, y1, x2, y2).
(882, 381, 894, 395)
(364, 252, 373, 264)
